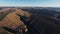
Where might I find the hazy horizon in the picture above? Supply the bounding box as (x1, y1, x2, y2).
(0, 0, 60, 7)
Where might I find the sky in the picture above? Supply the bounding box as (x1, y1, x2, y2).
(0, 0, 60, 7)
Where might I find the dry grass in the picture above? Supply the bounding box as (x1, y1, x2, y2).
(0, 8, 31, 32)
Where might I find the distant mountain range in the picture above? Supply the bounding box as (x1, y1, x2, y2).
(20, 7, 60, 19)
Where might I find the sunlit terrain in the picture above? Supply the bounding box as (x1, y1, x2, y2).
(0, 7, 60, 34)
